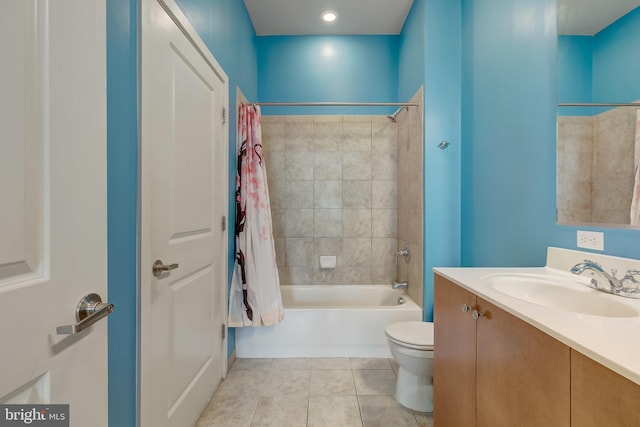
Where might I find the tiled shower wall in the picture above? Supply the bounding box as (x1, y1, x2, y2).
(397, 88, 424, 308)
(557, 105, 637, 224)
(262, 115, 399, 286)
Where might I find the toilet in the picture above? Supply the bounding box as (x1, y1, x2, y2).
(385, 321, 434, 412)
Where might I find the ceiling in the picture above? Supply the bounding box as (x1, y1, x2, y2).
(244, 0, 639, 37)
(244, 0, 414, 35)
(558, 0, 639, 35)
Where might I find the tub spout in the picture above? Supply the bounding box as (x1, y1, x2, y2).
(392, 281, 408, 290)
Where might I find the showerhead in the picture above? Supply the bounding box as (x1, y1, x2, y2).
(386, 106, 408, 122)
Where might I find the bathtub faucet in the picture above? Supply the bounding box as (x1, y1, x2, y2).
(396, 244, 410, 263)
(392, 281, 408, 290)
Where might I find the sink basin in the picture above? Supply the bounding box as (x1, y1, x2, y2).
(484, 274, 640, 318)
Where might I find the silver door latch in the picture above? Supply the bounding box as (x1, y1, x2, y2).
(57, 293, 114, 335)
(152, 260, 179, 277)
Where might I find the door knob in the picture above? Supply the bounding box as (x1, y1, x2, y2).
(57, 293, 114, 335)
(152, 260, 179, 277)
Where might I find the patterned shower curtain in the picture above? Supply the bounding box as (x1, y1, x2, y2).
(228, 104, 284, 327)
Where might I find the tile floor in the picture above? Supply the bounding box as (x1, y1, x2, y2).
(195, 358, 433, 427)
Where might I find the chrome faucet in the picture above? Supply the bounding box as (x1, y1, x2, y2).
(570, 260, 640, 298)
(392, 281, 408, 290)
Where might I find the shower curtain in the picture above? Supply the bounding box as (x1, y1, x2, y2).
(229, 104, 284, 327)
(631, 109, 640, 225)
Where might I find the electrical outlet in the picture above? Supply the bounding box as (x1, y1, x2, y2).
(577, 230, 604, 251)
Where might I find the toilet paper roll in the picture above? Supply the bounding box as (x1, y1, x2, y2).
(319, 256, 337, 269)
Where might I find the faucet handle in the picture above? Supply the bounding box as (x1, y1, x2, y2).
(611, 268, 618, 278)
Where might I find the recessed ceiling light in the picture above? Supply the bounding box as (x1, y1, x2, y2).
(321, 10, 338, 23)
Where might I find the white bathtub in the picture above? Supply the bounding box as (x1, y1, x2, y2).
(235, 285, 423, 358)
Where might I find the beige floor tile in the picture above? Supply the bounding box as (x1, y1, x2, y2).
(231, 358, 274, 371)
(353, 370, 396, 396)
(216, 370, 272, 396)
(358, 395, 418, 427)
(350, 358, 392, 370)
(269, 369, 311, 396)
(250, 395, 308, 427)
(413, 411, 434, 427)
(307, 395, 363, 427)
(311, 357, 352, 370)
(310, 369, 356, 396)
(271, 358, 312, 370)
(195, 395, 260, 427)
(388, 358, 399, 374)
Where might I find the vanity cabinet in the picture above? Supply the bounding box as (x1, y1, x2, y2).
(434, 274, 571, 427)
(571, 350, 640, 427)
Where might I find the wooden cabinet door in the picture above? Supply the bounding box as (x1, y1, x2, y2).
(476, 298, 570, 427)
(572, 350, 640, 427)
(434, 275, 477, 427)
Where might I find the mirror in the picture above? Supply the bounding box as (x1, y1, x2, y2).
(557, 0, 640, 227)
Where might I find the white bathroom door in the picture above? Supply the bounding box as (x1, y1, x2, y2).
(0, 0, 108, 425)
(140, 1, 229, 426)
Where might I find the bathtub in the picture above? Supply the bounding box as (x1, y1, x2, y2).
(235, 285, 423, 358)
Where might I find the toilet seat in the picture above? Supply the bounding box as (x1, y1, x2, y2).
(385, 321, 434, 351)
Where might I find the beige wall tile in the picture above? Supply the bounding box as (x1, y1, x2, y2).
(314, 209, 343, 237)
(343, 267, 372, 285)
(286, 180, 314, 209)
(285, 122, 314, 151)
(343, 209, 372, 238)
(372, 123, 398, 153)
(372, 151, 398, 180)
(265, 151, 286, 181)
(314, 151, 343, 180)
(343, 180, 372, 208)
(268, 179, 286, 209)
(343, 122, 372, 151)
(285, 209, 313, 237)
(314, 123, 343, 151)
(286, 151, 314, 180)
(343, 238, 372, 267)
(372, 209, 397, 238)
(314, 181, 343, 208)
(285, 238, 314, 267)
(343, 151, 372, 180)
(372, 180, 397, 208)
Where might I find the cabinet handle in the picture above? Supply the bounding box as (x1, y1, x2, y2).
(471, 309, 485, 320)
(461, 304, 471, 313)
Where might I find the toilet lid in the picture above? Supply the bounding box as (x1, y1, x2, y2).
(385, 321, 434, 349)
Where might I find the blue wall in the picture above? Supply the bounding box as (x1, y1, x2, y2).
(558, 6, 640, 115)
(399, 0, 462, 320)
(557, 36, 592, 116)
(399, 0, 425, 102)
(107, 0, 137, 426)
(257, 35, 399, 115)
(593, 7, 640, 104)
(460, 0, 558, 267)
(461, 0, 640, 265)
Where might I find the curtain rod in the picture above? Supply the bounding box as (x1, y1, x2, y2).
(558, 103, 640, 107)
(249, 102, 419, 107)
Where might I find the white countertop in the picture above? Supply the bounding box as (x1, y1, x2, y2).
(433, 247, 640, 386)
